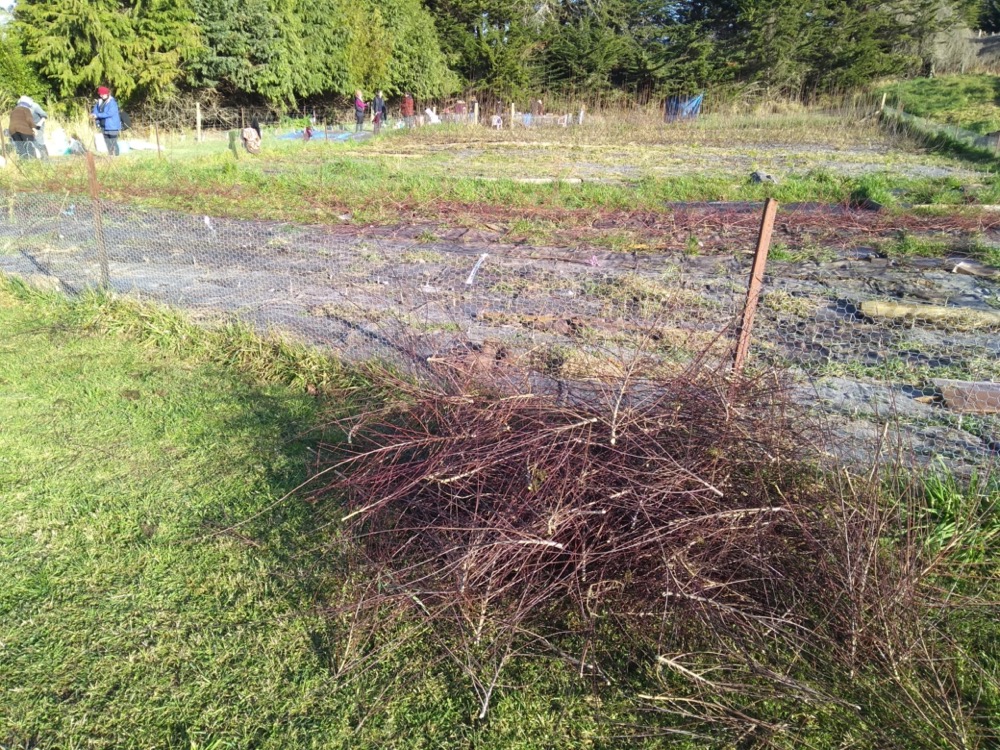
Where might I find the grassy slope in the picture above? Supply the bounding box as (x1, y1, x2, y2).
(0, 285, 621, 750)
(882, 74, 1000, 135)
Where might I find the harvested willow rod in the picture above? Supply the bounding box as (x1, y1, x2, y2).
(733, 198, 778, 374)
(85, 151, 110, 289)
(465, 253, 489, 285)
(860, 300, 1000, 330)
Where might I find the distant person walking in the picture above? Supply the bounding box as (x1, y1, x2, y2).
(354, 90, 367, 132)
(91, 86, 122, 156)
(19, 96, 48, 159)
(529, 99, 543, 126)
(7, 98, 39, 159)
(401, 93, 415, 129)
(372, 90, 387, 134)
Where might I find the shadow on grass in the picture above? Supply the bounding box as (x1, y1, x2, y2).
(884, 110, 1000, 169)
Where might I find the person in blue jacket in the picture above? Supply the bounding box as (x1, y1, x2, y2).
(91, 86, 121, 156)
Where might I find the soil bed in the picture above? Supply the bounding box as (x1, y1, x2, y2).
(1, 194, 997, 470)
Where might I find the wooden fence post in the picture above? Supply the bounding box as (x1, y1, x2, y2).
(473, 100, 480, 126)
(196, 102, 203, 142)
(732, 198, 778, 374)
(85, 151, 110, 290)
(510, 102, 515, 129)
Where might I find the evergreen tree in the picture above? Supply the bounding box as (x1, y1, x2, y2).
(14, 0, 201, 100)
(185, 0, 281, 97)
(0, 26, 46, 107)
(424, 0, 543, 95)
(380, 0, 460, 96)
(187, 0, 454, 104)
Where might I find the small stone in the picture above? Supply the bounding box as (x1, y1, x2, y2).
(749, 170, 778, 185)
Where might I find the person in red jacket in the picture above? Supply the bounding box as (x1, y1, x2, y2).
(401, 93, 415, 129)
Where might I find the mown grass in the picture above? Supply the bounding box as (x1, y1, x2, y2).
(0, 279, 659, 750)
(1, 277, 998, 748)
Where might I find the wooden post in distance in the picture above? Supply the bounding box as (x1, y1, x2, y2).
(85, 151, 110, 289)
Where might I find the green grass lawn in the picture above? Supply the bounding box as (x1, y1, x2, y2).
(0, 283, 630, 750)
(1, 279, 998, 749)
(882, 74, 1000, 135)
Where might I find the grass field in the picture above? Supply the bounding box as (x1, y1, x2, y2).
(2, 91, 1000, 748)
(882, 74, 1000, 135)
(2, 279, 998, 749)
(3, 106, 997, 236)
(0, 282, 659, 749)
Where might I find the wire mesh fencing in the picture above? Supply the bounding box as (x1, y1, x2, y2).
(884, 105, 1000, 157)
(1, 185, 997, 474)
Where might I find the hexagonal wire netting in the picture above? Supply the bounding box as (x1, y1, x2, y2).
(1, 187, 997, 474)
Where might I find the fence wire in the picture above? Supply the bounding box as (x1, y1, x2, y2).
(1, 186, 997, 474)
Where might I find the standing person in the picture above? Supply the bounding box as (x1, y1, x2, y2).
(401, 93, 415, 129)
(354, 90, 366, 132)
(7, 98, 38, 159)
(529, 99, 543, 126)
(18, 96, 48, 159)
(91, 86, 122, 156)
(372, 90, 387, 134)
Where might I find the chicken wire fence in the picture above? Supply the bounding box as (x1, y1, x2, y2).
(1, 187, 997, 473)
(885, 105, 1000, 156)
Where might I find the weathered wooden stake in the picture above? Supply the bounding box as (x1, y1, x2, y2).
(510, 102, 515, 129)
(85, 151, 110, 289)
(732, 198, 778, 374)
(196, 102, 203, 142)
(153, 121, 162, 159)
(473, 100, 480, 126)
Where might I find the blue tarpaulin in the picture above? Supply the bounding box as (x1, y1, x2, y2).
(665, 93, 703, 122)
(276, 129, 358, 141)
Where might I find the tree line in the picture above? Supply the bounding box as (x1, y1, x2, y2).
(0, 0, 990, 108)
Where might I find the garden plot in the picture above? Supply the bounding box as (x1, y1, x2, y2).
(0, 193, 997, 471)
(350, 111, 980, 184)
(353, 141, 981, 183)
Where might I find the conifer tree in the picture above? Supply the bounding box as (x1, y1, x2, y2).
(14, 0, 201, 99)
